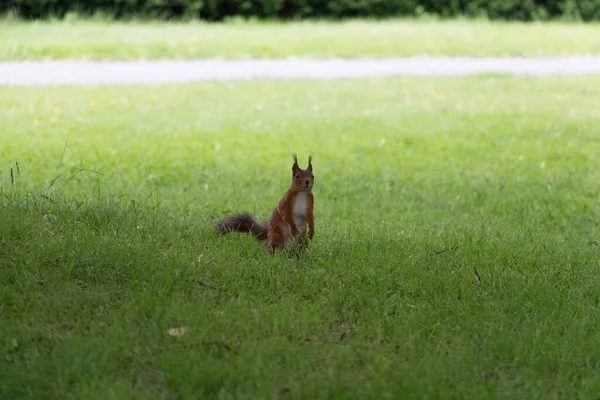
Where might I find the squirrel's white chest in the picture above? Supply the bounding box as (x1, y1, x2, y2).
(279, 192, 307, 240)
(280, 192, 309, 242)
(292, 192, 308, 225)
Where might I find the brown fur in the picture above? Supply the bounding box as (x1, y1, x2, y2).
(215, 212, 268, 240)
(215, 154, 315, 255)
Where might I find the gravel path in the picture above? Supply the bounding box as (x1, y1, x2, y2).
(2, 56, 600, 86)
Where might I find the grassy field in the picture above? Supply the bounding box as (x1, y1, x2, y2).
(2, 18, 600, 60)
(1, 75, 600, 399)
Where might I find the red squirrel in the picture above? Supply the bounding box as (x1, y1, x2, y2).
(216, 154, 315, 254)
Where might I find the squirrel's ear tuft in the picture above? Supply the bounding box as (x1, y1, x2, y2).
(292, 153, 299, 172)
(307, 155, 313, 171)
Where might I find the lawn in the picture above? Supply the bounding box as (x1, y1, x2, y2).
(2, 18, 600, 60)
(1, 76, 600, 398)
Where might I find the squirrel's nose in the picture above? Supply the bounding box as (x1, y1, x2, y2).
(304, 179, 310, 185)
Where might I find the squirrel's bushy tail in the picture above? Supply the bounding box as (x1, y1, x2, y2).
(215, 212, 268, 240)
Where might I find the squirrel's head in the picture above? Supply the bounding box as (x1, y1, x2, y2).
(291, 153, 314, 191)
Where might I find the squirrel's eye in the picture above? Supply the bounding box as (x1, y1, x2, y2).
(295, 174, 299, 179)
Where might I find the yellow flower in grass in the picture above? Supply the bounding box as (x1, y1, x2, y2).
(49, 117, 57, 124)
(425, 88, 438, 98)
(90, 100, 96, 107)
(111, 98, 117, 105)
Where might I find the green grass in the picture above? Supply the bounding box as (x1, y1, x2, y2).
(2, 18, 600, 60)
(1, 76, 600, 399)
